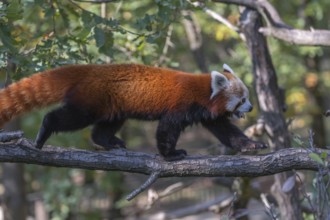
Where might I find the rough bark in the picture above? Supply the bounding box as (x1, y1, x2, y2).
(0, 138, 327, 177)
(239, 9, 303, 220)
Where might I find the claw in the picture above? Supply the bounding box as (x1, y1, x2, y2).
(230, 111, 246, 119)
(239, 140, 268, 152)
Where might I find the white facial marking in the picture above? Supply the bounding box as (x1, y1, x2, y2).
(226, 96, 240, 111)
(226, 83, 253, 115)
(237, 98, 253, 113)
(223, 63, 235, 75)
(211, 64, 253, 119)
(210, 71, 228, 99)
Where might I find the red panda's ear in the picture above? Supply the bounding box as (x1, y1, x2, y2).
(210, 71, 228, 99)
(223, 63, 235, 75)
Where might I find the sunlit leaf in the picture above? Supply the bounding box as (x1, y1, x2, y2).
(321, 152, 328, 159)
(309, 153, 324, 165)
(76, 27, 91, 40)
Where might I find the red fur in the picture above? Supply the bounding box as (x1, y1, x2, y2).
(0, 64, 230, 127)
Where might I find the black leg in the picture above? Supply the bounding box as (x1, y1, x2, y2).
(202, 117, 267, 151)
(156, 117, 187, 161)
(35, 104, 97, 149)
(91, 119, 126, 150)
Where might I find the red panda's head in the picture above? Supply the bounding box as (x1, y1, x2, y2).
(210, 64, 253, 119)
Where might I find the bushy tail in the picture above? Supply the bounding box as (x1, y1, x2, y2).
(0, 72, 67, 127)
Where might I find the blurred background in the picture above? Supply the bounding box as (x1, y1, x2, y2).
(0, 0, 330, 219)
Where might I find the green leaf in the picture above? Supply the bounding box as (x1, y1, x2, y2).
(146, 35, 156, 44)
(76, 27, 91, 40)
(293, 135, 304, 146)
(321, 151, 328, 159)
(94, 27, 105, 47)
(309, 153, 324, 165)
(81, 10, 95, 27)
(0, 25, 18, 53)
(58, 7, 70, 29)
(98, 31, 113, 56)
(6, 0, 23, 21)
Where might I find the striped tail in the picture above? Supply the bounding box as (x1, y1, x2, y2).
(0, 72, 67, 127)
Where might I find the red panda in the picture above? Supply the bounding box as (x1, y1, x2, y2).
(0, 64, 266, 161)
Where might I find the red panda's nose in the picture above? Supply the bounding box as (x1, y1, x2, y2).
(248, 105, 253, 112)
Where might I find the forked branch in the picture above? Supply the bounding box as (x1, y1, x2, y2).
(0, 132, 329, 200)
(212, 0, 330, 46)
(0, 138, 327, 176)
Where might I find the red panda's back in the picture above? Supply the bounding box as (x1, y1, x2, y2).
(57, 64, 212, 119)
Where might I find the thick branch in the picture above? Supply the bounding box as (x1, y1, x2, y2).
(0, 138, 328, 177)
(259, 27, 330, 46)
(213, 0, 330, 46)
(213, 0, 289, 27)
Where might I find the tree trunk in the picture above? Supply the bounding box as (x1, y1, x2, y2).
(2, 120, 27, 220)
(239, 9, 303, 220)
(1, 55, 27, 220)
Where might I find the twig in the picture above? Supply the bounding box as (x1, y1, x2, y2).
(226, 191, 237, 217)
(190, 1, 239, 32)
(126, 171, 161, 201)
(156, 25, 174, 66)
(260, 193, 278, 220)
(308, 129, 315, 149)
(166, 193, 232, 219)
(146, 181, 193, 209)
(295, 171, 317, 219)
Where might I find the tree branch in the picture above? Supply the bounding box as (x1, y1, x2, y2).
(166, 193, 233, 219)
(126, 171, 160, 201)
(189, 1, 240, 33)
(212, 0, 330, 46)
(258, 27, 330, 46)
(0, 138, 328, 177)
(0, 130, 23, 142)
(213, 0, 288, 27)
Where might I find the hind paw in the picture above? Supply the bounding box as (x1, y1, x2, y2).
(163, 149, 187, 161)
(93, 137, 126, 150)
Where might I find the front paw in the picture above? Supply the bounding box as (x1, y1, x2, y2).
(240, 140, 268, 152)
(163, 149, 187, 161)
(108, 137, 126, 149)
